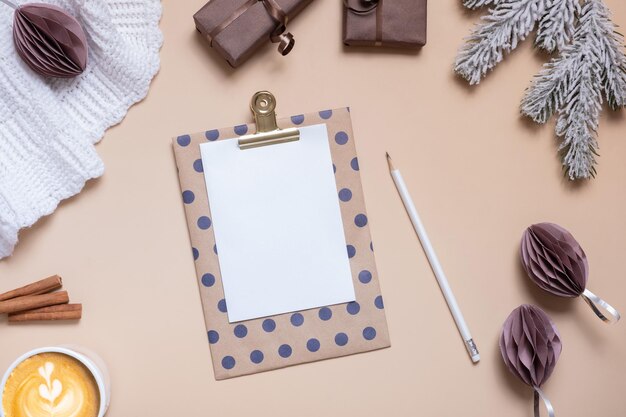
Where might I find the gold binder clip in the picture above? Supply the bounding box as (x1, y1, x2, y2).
(238, 91, 300, 150)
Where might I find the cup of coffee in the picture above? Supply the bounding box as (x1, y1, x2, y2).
(0, 346, 110, 417)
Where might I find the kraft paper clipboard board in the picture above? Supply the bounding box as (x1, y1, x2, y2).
(172, 93, 390, 379)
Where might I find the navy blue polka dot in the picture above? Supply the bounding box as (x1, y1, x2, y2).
(213, 244, 218, 255)
(222, 356, 235, 369)
(347, 245, 356, 258)
(192, 247, 199, 260)
(319, 307, 332, 321)
(291, 115, 305, 125)
(262, 319, 276, 332)
(208, 330, 219, 344)
(307, 338, 321, 352)
(182, 190, 195, 204)
(177, 134, 191, 147)
(250, 350, 264, 364)
(217, 299, 227, 313)
(355, 214, 368, 227)
(278, 344, 292, 358)
(290, 313, 304, 327)
(335, 332, 349, 346)
(319, 110, 333, 119)
(375, 295, 384, 309)
(201, 273, 215, 287)
(370, 242, 374, 251)
(205, 129, 219, 141)
(358, 270, 372, 284)
(234, 125, 248, 135)
(363, 327, 377, 340)
(338, 188, 352, 202)
(333, 164, 336, 174)
(351, 157, 359, 171)
(197, 216, 212, 230)
(335, 131, 349, 145)
(347, 301, 361, 315)
(193, 159, 203, 173)
(234, 324, 248, 338)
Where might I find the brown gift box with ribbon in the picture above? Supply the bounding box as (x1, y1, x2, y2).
(343, 0, 427, 48)
(194, 0, 312, 67)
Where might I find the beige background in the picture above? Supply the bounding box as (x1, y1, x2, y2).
(1, 0, 626, 416)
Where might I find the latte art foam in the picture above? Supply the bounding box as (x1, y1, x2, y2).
(2, 353, 100, 417)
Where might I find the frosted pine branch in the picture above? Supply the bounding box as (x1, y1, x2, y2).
(458, 0, 626, 179)
(555, 52, 602, 179)
(523, 0, 626, 179)
(463, 0, 501, 9)
(520, 53, 576, 123)
(603, 50, 626, 109)
(455, 0, 546, 85)
(535, 0, 578, 52)
(589, 0, 626, 109)
(524, 0, 611, 179)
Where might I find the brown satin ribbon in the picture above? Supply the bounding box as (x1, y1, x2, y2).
(261, 0, 295, 55)
(207, 0, 295, 56)
(343, 0, 383, 46)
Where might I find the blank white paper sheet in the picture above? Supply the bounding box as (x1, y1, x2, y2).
(200, 124, 356, 323)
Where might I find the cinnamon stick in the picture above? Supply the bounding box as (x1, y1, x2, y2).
(0, 291, 69, 315)
(0, 275, 63, 302)
(8, 303, 82, 322)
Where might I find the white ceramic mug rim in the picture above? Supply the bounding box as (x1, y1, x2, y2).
(0, 346, 107, 417)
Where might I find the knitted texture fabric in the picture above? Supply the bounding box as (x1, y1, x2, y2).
(0, 0, 162, 259)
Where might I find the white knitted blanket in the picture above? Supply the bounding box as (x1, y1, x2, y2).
(0, 0, 162, 259)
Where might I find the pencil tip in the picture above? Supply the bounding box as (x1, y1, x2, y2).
(386, 152, 395, 171)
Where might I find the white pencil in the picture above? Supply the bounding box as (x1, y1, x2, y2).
(387, 153, 480, 363)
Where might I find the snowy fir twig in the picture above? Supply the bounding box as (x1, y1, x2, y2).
(522, 0, 626, 179)
(455, 0, 546, 85)
(535, 0, 578, 52)
(458, 0, 626, 180)
(463, 0, 501, 9)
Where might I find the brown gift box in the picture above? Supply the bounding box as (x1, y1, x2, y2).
(343, 0, 427, 48)
(194, 0, 312, 67)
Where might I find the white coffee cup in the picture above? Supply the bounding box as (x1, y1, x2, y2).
(0, 346, 111, 417)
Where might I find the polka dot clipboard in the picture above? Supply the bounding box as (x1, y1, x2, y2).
(172, 94, 390, 379)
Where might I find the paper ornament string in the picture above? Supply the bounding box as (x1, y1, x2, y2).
(500, 304, 562, 417)
(521, 222, 621, 324)
(0, 0, 88, 77)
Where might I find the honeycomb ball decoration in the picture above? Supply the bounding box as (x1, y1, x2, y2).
(13, 3, 88, 78)
(499, 304, 562, 388)
(520, 222, 588, 298)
